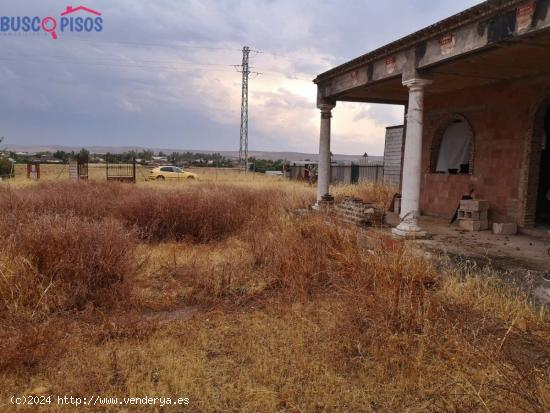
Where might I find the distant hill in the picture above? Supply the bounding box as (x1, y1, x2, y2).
(6, 145, 383, 162)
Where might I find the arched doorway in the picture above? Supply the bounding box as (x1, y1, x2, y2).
(536, 105, 550, 225)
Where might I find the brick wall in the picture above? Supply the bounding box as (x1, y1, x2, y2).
(419, 75, 550, 225)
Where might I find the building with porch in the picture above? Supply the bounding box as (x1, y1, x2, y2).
(314, 0, 550, 237)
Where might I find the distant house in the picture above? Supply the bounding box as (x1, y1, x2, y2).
(38, 157, 63, 164)
(152, 156, 169, 165)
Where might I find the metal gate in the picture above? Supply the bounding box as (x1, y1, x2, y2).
(69, 156, 88, 180)
(27, 162, 41, 180)
(78, 156, 88, 180)
(106, 155, 136, 183)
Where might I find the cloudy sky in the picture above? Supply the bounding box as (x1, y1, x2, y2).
(1, 0, 481, 155)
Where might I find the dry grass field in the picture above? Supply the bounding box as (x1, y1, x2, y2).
(10, 163, 292, 186)
(0, 168, 549, 412)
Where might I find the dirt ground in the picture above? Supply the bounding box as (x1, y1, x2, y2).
(385, 214, 550, 305)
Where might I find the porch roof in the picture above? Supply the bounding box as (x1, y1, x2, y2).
(314, 0, 550, 105)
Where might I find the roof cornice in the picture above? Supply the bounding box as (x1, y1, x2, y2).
(314, 0, 525, 84)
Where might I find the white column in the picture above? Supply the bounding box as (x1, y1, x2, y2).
(317, 102, 335, 201)
(393, 78, 432, 238)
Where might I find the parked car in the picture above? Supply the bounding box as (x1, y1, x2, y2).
(148, 166, 198, 181)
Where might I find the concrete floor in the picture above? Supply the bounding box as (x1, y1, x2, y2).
(386, 213, 550, 304)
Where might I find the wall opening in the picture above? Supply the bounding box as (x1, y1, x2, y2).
(430, 115, 474, 175)
(536, 106, 550, 226)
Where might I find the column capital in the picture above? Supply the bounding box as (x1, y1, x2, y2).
(402, 78, 432, 90)
(317, 102, 336, 113)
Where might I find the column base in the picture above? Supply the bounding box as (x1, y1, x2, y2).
(392, 220, 428, 239)
(312, 194, 334, 213)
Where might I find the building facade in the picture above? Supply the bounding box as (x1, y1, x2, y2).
(313, 0, 550, 236)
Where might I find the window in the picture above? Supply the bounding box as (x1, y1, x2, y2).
(174, 167, 183, 173)
(160, 167, 173, 172)
(434, 118, 473, 174)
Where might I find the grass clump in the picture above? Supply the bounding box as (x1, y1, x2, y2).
(0, 215, 137, 319)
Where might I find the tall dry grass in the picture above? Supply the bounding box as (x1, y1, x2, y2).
(0, 181, 313, 242)
(151, 212, 549, 412)
(332, 181, 397, 210)
(0, 180, 548, 411)
(119, 185, 284, 242)
(0, 215, 137, 319)
(0, 181, 310, 320)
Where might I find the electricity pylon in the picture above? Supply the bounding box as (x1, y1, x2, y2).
(238, 46, 250, 171)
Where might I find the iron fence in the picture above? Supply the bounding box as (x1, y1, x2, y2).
(106, 155, 136, 183)
(287, 162, 384, 185)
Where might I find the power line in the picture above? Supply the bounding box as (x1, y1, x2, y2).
(1, 34, 244, 52)
(1, 52, 237, 68)
(2, 34, 296, 60)
(1, 36, 314, 79)
(260, 71, 310, 81)
(0, 55, 239, 73)
(251, 49, 291, 59)
(62, 37, 244, 52)
(0, 53, 310, 79)
(0, 48, 314, 81)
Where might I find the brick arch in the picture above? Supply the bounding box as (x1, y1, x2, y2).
(429, 113, 475, 174)
(521, 95, 550, 227)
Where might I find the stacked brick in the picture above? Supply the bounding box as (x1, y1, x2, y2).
(333, 197, 383, 227)
(458, 199, 489, 231)
(317, 194, 335, 213)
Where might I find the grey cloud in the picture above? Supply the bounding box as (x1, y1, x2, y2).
(0, 0, 481, 154)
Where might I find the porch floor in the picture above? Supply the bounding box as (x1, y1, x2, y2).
(385, 214, 550, 304)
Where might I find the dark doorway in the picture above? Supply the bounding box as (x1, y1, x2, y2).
(536, 106, 550, 225)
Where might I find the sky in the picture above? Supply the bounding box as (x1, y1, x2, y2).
(0, 0, 482, 155)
